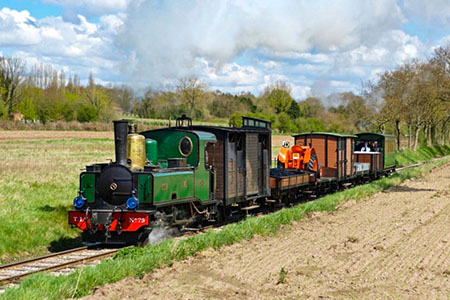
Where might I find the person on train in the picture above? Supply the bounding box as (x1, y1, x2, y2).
(361, 142, 371, 152)
(373, 141, 380, 152)
(277, 140, 290, 167)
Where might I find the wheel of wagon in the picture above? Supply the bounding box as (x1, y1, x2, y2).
(308, 153, 317, 171)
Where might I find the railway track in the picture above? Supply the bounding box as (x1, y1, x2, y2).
(0, 246, 122, 291)
(0, 157, 445, 294)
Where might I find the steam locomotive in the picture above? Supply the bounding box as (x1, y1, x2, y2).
(68, 115, 396, 244)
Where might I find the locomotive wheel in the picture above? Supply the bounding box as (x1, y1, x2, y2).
(308, 153, 317, 171)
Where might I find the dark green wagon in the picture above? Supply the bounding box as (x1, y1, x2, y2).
(354, 133, 396, 176)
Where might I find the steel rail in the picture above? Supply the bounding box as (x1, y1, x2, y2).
(0, 246, 88, 271)
(0, 247, 121, 285)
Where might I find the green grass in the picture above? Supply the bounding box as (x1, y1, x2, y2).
(0, 135, 279, 264)
(2, 146, 449, 299)
(395, 145, 450, 166)
(0, 138, 114, 263)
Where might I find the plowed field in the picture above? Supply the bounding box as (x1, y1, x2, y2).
(0, 131, 113, 140)
(81, 164, 450, 299)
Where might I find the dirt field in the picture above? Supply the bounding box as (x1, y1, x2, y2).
(0, 130, 114, 140)
(271, 135, 294, 147)
(81, 163, 450, 299)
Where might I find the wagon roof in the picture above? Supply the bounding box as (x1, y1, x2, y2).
(191, 125, 270, 133)
(293, 132, 358, 138)
(356, 132, 396, 138)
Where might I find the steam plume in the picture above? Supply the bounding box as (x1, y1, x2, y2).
(116, 0, 405, 87)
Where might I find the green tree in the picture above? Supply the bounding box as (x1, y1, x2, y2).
(296, 117, 325, 132)
(267, 89, 293, 113)
(277, 112, 295, 133)
(18, 98, 36, 121)
(263, 81, 294, 114)
(83, 80, 116, 122)
(77, 105, 97, 122)
(228, 113, 243, 127)
(0, 100, 7, 119)
(287, 100, 301, 118)
(299, 97, 324, 118)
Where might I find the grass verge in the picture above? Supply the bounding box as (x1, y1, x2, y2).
(395, 145, 450, 166)
(0, 138, 114, 263)
(2, 145, 450, 299)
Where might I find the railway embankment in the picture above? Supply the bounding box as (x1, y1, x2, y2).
(81, 151, 450, 300)
(1, 145, 450, 300)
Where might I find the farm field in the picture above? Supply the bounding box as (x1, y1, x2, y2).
(80, 162, 450, 299)
(0, 130, 291, 263)
(0, 132, 114, 263)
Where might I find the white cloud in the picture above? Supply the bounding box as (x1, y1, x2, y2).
(291, 85, 312, 100)
(0, 8, 126, 83)
(117, 0, 407, 86)
(0, 8, 42, 46)
(403, 0, 450, 27)
(1, 0, 448, 100)
(435, 35, 450, 49)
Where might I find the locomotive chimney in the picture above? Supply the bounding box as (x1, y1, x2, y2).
(113, 119, 129, 166)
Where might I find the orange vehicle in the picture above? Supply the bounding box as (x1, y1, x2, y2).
(278, 141, 318, 171)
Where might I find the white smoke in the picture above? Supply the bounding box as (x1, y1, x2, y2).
(147, 225, 179, 245)
(116, 0, 406, 88)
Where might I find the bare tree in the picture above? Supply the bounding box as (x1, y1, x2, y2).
(0, 56, 26, 114)
(432, 44, 450, 103)
(177, 76, 207, 117)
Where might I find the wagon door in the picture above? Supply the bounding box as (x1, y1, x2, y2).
(260, 134, 270, 195)
(227, 142, 237, 201)
(346, 138, 354, 177)
(337, 138, 346, 178)
(246, 133, 259, 195)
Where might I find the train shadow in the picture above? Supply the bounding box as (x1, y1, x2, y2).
(388, 186, 435, 193)
(48, 236, 83, 253)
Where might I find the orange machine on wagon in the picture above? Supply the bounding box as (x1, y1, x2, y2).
(277, 140, 319, 171)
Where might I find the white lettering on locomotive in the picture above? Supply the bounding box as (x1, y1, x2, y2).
(128, 217, 146, 224)
(72, 216, 85, 222)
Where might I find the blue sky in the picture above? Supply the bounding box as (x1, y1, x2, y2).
(2, 1, 60, 18)
(0, 0, 449, 101)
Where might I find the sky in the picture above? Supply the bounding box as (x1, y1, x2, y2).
(0, 0, 449, 101)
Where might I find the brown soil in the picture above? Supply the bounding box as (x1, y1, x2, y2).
(81, 163, 450, 300)
(0, 131, 113, 141)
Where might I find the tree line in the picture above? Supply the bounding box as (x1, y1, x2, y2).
(367, 44, 450, 150)
(0, 43, 449, 150)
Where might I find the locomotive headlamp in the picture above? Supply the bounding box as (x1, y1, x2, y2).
(73, 196, 86, 208)
(126, 197, 138, 210)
